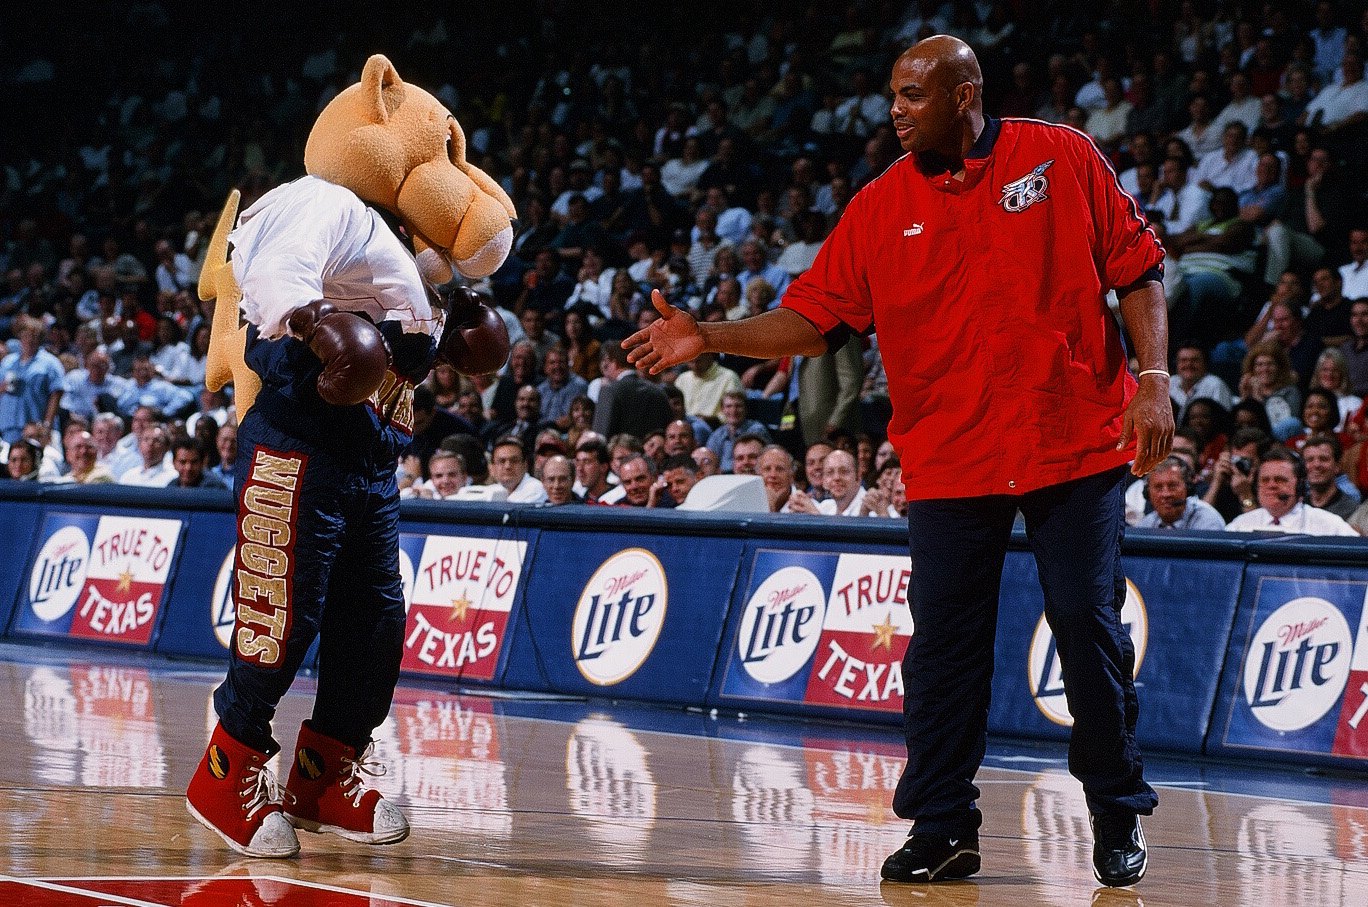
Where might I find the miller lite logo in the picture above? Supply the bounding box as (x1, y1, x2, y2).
(29, 526, 90, 621)
(738, 567, 826, 684)
(1243, 597, 1352, 733)
(1028, 579, 1148, 726)
(999, 159, 1054, 213)
(573, 549, 668, 686)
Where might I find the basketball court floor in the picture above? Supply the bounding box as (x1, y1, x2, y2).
(0, 641, 1364, 906)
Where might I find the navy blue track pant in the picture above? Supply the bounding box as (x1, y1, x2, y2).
(892, 465, 1158, 834)
(213, 412, 407, 755)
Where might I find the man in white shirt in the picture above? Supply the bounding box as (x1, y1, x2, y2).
(1193, 123, 1259, 195)
(1168, 344, 1233, 417)
(1226, 448, 1357, 535)
(815, 449, 866, 516)
(1304, 49, 1368, 130)
(1340, 228, 1368, 302)
(1209, 73, 1262, 134)
(489, 436, 547, 504)
(118, 423, 177, 487)
(758, 444, 800, 513)
(1150, 158, 1210, 237)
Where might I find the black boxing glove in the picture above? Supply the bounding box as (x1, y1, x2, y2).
(437, 287, 511, 376)
(287, 301, 390, 406)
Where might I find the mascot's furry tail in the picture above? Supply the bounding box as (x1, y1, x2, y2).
(199, 190, 261, 417)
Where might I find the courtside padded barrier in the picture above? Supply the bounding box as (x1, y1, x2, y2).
(2, 485, 1367, 770)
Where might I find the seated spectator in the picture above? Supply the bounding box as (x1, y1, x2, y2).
(565, 394, 595, 450)
(791, 449, 865, 516)
(1180, 397, 1232, 482)
(658, 454, 699, 508)
(736, 239, 790, 300)
(489, 436, 548, 504)
(1340, 299, 1368, 397)
(1267, 300, 1323, 391)
(1084, 78, 1133, 149)
(210, 423, 237, 490)
(5, 438, 42, 481)
(562, 310, 601, 382)
(406, 450, 469, 501)
(1204, 426, 1271, 522)
(60, 347, 128, 422)
(537, 346, 589, 430)
(1301, 434, 1360, 520)
(614, 453, 655, 507)
(859, 456, 907, 518)
(706, 392, 772, 472)
(541, 454, 580, 505)
(1306, 268, 1353, 349)
(48, 430, 112, 485)
(1227, 447, 1357, 534)
(1304, 48, 1368, 133)
(1239, 340, 1304, 438)
(1193, 123, 1259, 195)
(150, 316, 195, 385)
(660, 383, 714, 446)
(730, 433, 766, 476)
(662, 419, 698, 458)
(1165, 188, 1258, 348)
(168, 437, 228, 489)
(692, 445, 720, 479)
(115, 354, 194, 420)
(757, 444, 799, 512)
(1138, 457, 1227, 530)
(484, 384, 548, 454)
(574, 438, 613, 503)
(1169, 343, 1233, 418)
(118, 423, 176, 487)
(1342, 228, 1368, 303)
(1306, 348, 1361, 431)
(1146, 157, 1210, 238)
(1284, 389, 1351, 451)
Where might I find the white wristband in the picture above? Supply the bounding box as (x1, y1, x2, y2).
(1137, 369, 1170, 380)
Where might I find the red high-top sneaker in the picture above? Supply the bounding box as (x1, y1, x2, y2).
(284, 721, 409, 844)
(186, 723, 300, 858)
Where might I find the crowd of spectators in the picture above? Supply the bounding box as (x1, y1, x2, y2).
(2, 2, 1368, 535)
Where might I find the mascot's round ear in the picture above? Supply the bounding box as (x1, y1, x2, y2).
(360, 54, 404, 124)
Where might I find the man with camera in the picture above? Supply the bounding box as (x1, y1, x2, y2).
(1226, 447, 1357, 534)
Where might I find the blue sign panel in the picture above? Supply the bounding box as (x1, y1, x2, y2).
(1213, 570, 1368, 765)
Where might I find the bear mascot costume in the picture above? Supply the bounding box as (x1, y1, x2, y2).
(186, 54, 513, 858)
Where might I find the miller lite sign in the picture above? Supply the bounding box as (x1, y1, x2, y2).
(1224, 577, 1368, 763)
(19, 513, 183, 646)
(1027, 579, 1149, 726)
(573, 548, 668, 686)
(401, 534, 526, 681)
(737, 565, 827, 685)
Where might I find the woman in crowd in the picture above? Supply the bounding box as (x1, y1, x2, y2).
(1179, 397, 1231, 482)
(1310, 348, 1361, 431)
(563, 309, 601, 382)
(1238, 341, 1302, 439)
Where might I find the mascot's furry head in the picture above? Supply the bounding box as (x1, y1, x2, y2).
(305, 54, 516, 283)
(202, 54, 515, 415)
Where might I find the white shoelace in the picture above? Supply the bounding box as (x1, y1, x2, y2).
(339, 742, 388, 808)
(240, 764, 291, 820)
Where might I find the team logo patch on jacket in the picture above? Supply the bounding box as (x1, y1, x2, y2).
(999, 160, 1054, 213)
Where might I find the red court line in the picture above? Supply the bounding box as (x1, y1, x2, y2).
(0, 879, 171, 906)
(26, 877, 455, 907)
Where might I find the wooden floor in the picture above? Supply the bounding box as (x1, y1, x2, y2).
(0, 645, 1365, 906)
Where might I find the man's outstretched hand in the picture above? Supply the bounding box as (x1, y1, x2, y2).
(622, 290, 706, 374)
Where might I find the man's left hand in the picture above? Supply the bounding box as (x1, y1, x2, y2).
(1118, 378, 1174, 477)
